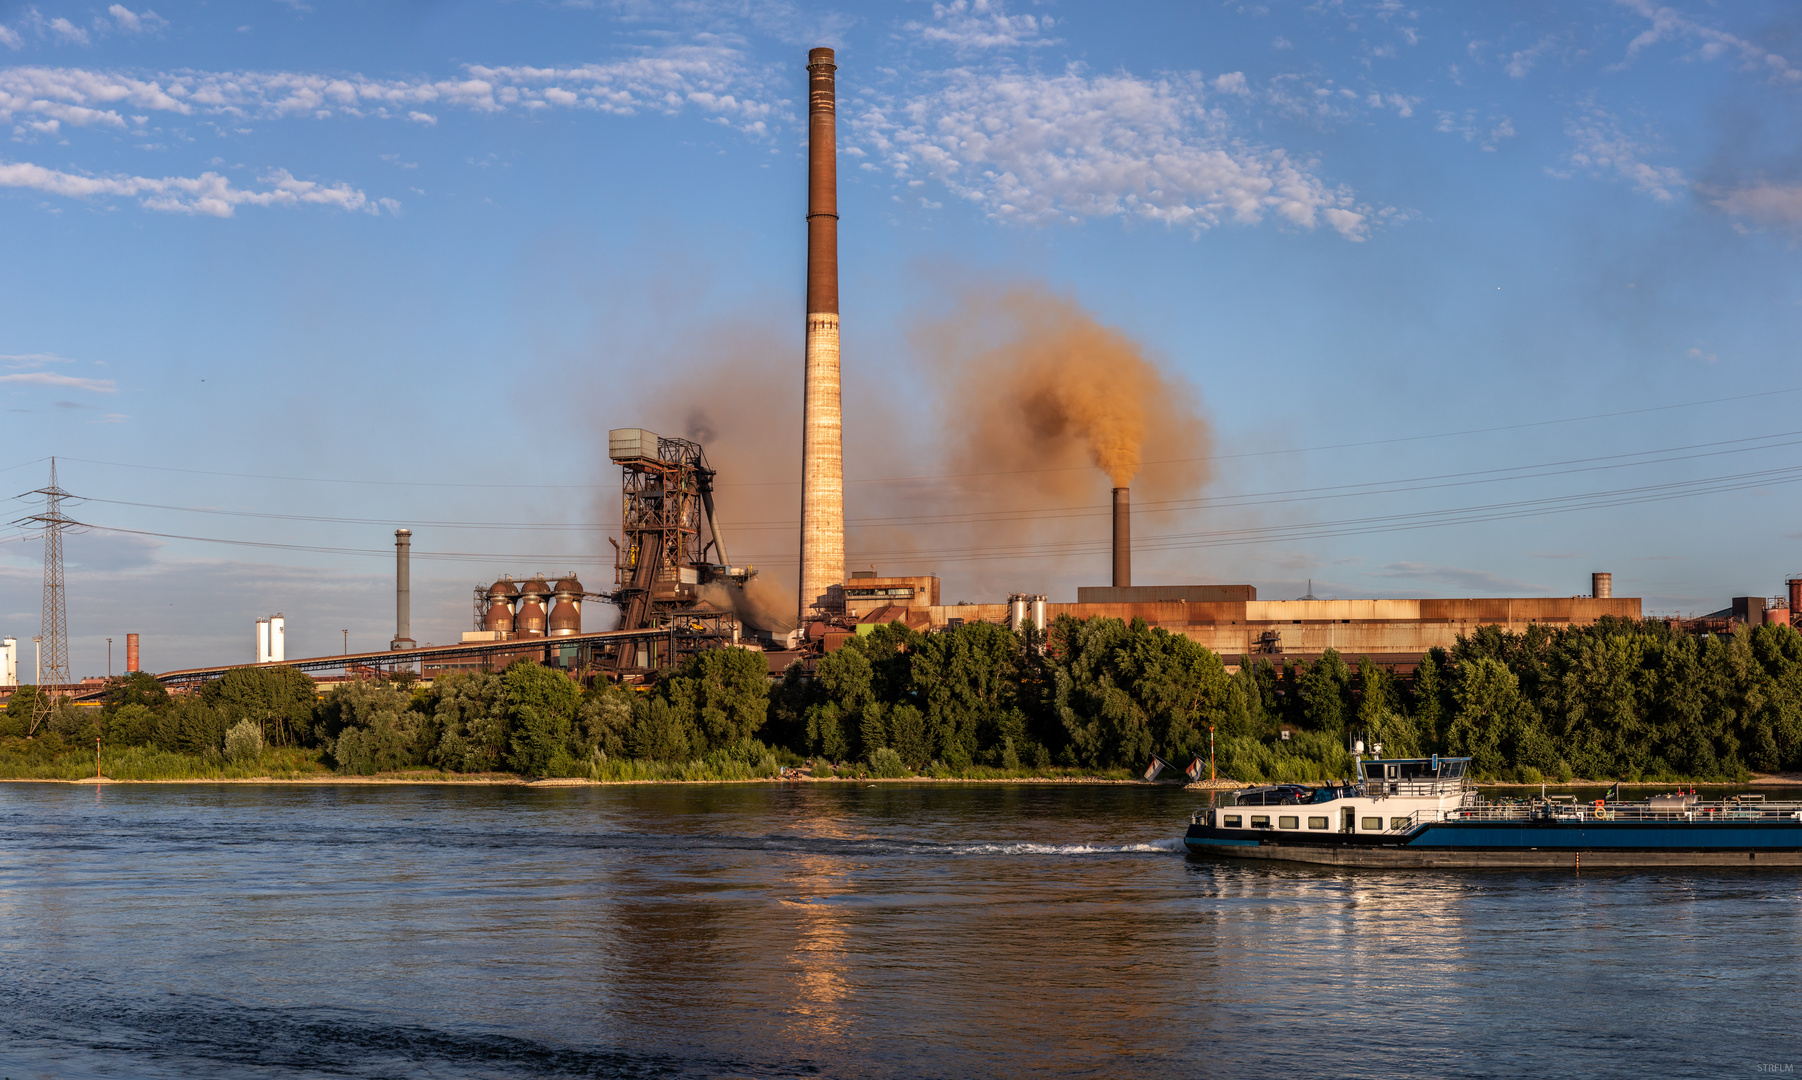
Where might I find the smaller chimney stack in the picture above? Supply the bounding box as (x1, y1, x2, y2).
(1112, 487, 1131, 589)
(392, 529, 416, 650)
(1788, 578, 1801, 627)
(125, 633, 139, 673)
(1591, 571, 1612, 600)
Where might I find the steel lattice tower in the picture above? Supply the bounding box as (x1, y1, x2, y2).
(18, 459, 73, 719)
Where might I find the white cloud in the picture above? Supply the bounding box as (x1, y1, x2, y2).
(1212, 72, 1249, 96)
(0, 45, 784, 136)
(1616, 0, 1800, 83)
(1563, 102, 1685, 201)
(0, 24, 22, 50)
(406, 110, 436, 125)
(1687, 346, 1719, 364)
(0, 159, 390, 217)
(853, 66, 1375, 239)
(106, 5, 168, 35)
(0, 352, 77, 366)
(1707, 182, 1802, 228)
(1435, 109, 1515, 151)
(907, 0, 1057, 54)
(0, 371, 115, 391)
(46, 17, 90, 46)
(1505, 35, 1558, 78)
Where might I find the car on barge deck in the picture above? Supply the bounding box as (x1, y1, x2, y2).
(1183, 756, 1802, 868)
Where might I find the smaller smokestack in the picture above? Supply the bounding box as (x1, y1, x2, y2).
(1592, 572, 1612, 600)
(392, 529, 416, 650)
(1788, 578, 1801, 627)
(126, 633, 139, 673)
(1112, 487, 1131, 589)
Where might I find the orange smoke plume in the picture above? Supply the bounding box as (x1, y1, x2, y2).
(919, 283, 1211, 502)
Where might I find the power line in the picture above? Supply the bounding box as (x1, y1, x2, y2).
(55, 383, 1802, 492)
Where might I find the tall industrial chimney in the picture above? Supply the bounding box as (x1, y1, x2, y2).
(1592, 571, 1612, 600)
(392, 528, 416, 650)
(799, 46, 844, 624)
(1112, 487, 1131, 588)
(125, 632, 139, 673)
(1789, 578, 1801, 627)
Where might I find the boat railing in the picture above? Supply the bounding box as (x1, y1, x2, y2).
(1362, 779, 1469, 800)
(1381, 800, 1802, 831)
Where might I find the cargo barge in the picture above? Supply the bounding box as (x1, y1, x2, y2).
(1183, 756, 1802, 867)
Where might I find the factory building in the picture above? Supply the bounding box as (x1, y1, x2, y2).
(825, 572, 1645, 669)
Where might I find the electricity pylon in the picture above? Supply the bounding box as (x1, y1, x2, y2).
(14, 459, 74, 734)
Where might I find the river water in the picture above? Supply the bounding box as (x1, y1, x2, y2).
(0, 781, 1798, 1079)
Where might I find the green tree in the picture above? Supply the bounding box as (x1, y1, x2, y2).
(201, 666, 319, 747)
(106, 702, 158, 746)
(323, 680, 421, 774)
(655, 647, 770, 753)
(1051, 617, 1229, 769)
(502, 660, 580, 776)
(101, 672, 170, 717)
(1296, 649, 1353, 734)
(577, 681, 636, 760)
(912, 621, 1024, 767)
(423, 671, 508, 772)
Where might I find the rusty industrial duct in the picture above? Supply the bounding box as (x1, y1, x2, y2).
(799, 45, 844, 624)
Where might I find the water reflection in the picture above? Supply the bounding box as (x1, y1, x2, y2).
(0, 783, 1798, 1079)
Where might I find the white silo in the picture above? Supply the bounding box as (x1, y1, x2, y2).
(0, 637, 15, 687)
(256, 618, 271, 664)
(269, 614, 285, 662)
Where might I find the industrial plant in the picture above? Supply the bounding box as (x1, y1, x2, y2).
(1, 46, 1798, 705)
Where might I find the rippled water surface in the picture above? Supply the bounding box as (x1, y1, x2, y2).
(1, 781, 1799, 1078)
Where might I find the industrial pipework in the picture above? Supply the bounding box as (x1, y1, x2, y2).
(1112, 487, 1131, 589)
(392, 529, 416, 650)
(799, 45, 844, 623)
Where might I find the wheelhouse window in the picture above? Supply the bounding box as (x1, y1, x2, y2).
(1278, 816, 1299, 830)
(1251, 815, 1271, 829)
(1223, 815, 1242, 828)
(1361, 817, 1383, 831)
(1308, 816, 1328, 829)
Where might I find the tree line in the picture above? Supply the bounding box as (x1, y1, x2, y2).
(4, 614, 1799, 782)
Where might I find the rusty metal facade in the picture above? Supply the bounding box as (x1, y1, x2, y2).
(800, 45, 844, 623)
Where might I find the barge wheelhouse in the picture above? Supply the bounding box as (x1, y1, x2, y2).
(1183, 757, 1802, 868)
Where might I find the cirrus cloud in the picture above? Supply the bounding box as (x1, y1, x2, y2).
(853, 65, 1377, 239)
(0, 159, 391, 216)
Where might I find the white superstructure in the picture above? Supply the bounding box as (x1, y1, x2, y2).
(0, 637, 15, 687)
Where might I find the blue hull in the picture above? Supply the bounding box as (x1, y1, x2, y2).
(1184, 819, 1802, 867)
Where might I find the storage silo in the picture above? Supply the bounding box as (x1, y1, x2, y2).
(255, 617, 271, 664)
(484, 577, 519, 634)
(516, 576, 551, 638)
(0, 637, 16, 688)
(269, 614, 285, 663)
(548, 575, 584, 636)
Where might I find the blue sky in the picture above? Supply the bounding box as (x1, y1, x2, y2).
(1, 0, 1799, 675)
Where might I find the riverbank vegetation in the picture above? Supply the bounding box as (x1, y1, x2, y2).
(1, 615, 1797, 784)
